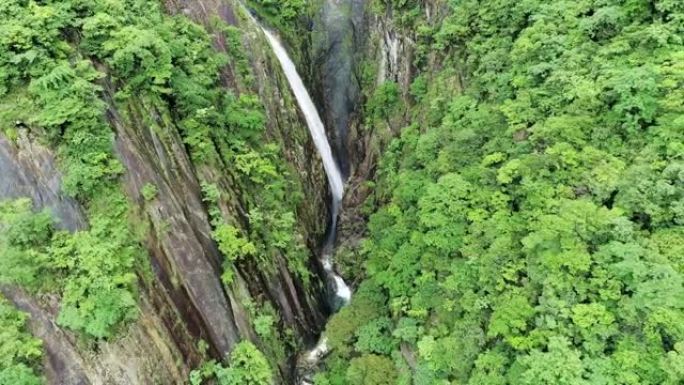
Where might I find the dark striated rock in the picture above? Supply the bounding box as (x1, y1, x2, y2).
(108, 94, 241, 358)
(100, 2, 333, 378)
(0, 130, 86, 231)
(2, 287, 191, 385)
(0, 130, 194, 384)
(313, 0, 364, 178)
(163, 0, 331, 341)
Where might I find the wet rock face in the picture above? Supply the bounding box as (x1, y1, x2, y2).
(0, 130, 192, 384)
(110, 98, 242, 358)
(310, 0, 414, 185)
(2, 287, 191, 385)
(312, 0, 365, 179)
(0, 130, 86, 231)
(320, 0, 355, 178)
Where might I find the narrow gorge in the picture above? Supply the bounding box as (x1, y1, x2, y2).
(2, 1, 684, 385)
(251, 11, 353, 382)
(0, 0, 390, 383)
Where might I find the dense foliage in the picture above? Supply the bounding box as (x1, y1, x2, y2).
(1, 3, 310, 383)
(319, 0, 684, 384)
(189, 341, 273, 385)
(0, 297, 43, 385)
(0, 197, 138, 339)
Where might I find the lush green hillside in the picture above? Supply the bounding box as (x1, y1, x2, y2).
(2, 0, 683, 384)
(319, 0, 684, 384)
(0, 0, 323, 383)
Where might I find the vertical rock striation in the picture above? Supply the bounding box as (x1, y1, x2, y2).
(0, 130, 86, 231)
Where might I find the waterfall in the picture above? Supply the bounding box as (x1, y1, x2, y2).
(260, 29, 345, 204)
(258, 25, 351, 305)
(241, 9, 352, 383)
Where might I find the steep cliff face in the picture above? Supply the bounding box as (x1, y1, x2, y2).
(0, 0, 437, 383)
(305, 1, 448, 282)
(0, 128, 192, 384)
(164, 0, 331, 342)
(107, 0, 333, 363)
(0, 131, 86, 232)
(0, 1, 337, 384)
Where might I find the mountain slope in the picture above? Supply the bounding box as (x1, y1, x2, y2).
(316, 1, 684, 384)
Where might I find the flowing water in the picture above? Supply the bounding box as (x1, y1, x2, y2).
(260, 29, 344, 203)
(244, 9, 353, 383)
(258, 27, 350, 301)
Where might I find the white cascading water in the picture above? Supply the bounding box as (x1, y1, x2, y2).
(259, 27, 351, 303)
(240, 11, 352, 385)
(260, 29, 345, 204)
(242, 9, 352, 382)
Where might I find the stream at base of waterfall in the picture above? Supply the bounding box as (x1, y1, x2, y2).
(244, 8, 353, 385)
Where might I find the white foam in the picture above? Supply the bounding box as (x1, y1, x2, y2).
(260, 28, 345, 203)
(333, 275, 351, 303)
(306, 336, 330, 362)
(245, 11, 355, 380)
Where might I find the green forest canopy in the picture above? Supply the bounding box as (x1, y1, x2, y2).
(318, 0, 684, 384)
(0, 0, 683, 384)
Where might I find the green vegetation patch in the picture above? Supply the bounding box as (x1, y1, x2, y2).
(316, 0, 684, 384)
(0, 195, 139, 339)
(189, 341, 273, 385)
(0, 297, 43, 385)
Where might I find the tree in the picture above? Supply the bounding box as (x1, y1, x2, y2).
(189, 341, 273, 385)
(346, 354, 397, 385)
(314, 0, 684, 384)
